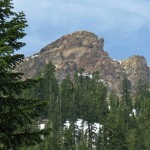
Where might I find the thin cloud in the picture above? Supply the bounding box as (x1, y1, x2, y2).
(13, 0, 150, 32)
(13, 0, 150, 64)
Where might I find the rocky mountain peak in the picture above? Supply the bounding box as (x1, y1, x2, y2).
(18, 31, 150, 93)
(121, 55, 150, 91)
(122, 55, 147, 68)
(40, 31, 104, 54)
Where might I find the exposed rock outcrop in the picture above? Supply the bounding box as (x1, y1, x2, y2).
(121, 55, 150, 91)
(18, 31, 150, 93)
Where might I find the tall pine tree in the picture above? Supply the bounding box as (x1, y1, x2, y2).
(0, 0, 49, 149)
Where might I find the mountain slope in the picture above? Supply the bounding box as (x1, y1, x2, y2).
(18, 31, 150, 93)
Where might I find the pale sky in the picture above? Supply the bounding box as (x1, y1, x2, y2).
(13, 0, 150, 65)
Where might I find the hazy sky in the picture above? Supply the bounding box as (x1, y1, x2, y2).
(13, 0, 150, 65)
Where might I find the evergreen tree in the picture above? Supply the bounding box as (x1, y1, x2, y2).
(60, 74, 77, 149)
(73, 71, 108, 149)
(34, 62, 60, 150)
(121, 77, 132, 127)
(60, 74, 76, 124)
(43, 63, 60, 150)
(0, 0, 49, 149)
(134, 82, 150, 150)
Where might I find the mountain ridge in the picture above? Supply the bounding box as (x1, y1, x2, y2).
(18, 31, 150, 93)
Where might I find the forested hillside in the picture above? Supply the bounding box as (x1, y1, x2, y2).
(24, 62, 150, 150)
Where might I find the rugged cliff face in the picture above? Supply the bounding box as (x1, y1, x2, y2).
(18, 31, 150, 93)
(121, 56, 150, 91)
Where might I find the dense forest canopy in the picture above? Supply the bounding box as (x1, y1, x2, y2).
(24, 62, 150, 150)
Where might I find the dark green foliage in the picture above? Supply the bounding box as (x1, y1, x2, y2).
(134, 82, 150, 150)
(25, 66, 150, 150)
(60, 74, 75, 124)
(27, 62, 61, 150)
(121, 77, 132, 111)
(0, 1, 49, 149)
(59, 71, 108, 149)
